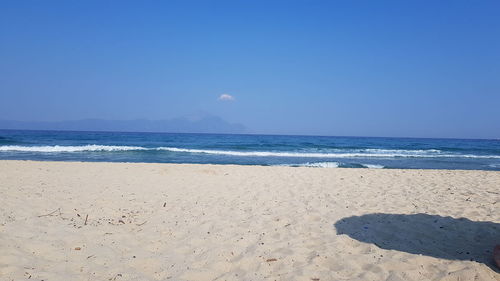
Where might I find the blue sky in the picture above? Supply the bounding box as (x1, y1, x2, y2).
(1, 0, 499, 138)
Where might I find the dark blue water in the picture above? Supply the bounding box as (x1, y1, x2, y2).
(1, 130, 499, 170)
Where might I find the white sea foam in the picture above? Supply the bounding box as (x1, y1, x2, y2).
(362, 149, 441, 154)
(0, 145, 147, 152)
(300, 162, 340, 168)
(158, 147, 500, 159)
(1, 145, 499, 159)
(361, 164, 385, 169)
(158, 147, 347, 157)
(278, 162, 340, 168)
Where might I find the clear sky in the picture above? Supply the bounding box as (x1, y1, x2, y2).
(1, 0, 499, 138)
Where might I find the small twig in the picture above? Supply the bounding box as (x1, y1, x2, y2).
(109, 273, 122, 281)
(84, 214, 88, 225)
(38, 208, 60, 217)
(136, 221, 147, 226)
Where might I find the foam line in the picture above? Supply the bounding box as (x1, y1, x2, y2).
(0, 145, 147, 152)
(1, 145, 499, 159)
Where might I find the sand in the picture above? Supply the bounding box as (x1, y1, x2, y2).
(0, 160, 499, 281)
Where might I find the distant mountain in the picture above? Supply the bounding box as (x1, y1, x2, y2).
(0, 115, 246, 134)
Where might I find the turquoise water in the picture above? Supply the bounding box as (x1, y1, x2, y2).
(1, 130, 499, 170)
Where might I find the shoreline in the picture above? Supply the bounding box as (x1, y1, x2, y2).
(1, 159, 500, 173)
(1, 160, 499, 280)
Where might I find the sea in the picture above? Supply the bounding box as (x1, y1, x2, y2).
(0, 130, 499, 171)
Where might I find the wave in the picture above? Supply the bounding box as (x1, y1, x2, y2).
(362, 149, 441, 154)
(278, 162, 384, 169)
(299, 162, 340, 168)
(0, 145, 147, 152)
(1, 145, 499, 159)
(361, 164, 385, 169)
(277, 162, 340, 168)
(157, 147, 500, 159)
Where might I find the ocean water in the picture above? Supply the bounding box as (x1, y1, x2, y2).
(0, 130, 499, 171)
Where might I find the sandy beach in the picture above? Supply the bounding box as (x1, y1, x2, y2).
(0, 160, 499, 281)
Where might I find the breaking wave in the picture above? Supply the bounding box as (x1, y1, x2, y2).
(157, 147, 500, 159)
(289, 162, 341, 168)
(277, 162, 385, 169)
(0, 145, 147, 152)
(361, 164, 385, 169)
(1, 145, 499, 159)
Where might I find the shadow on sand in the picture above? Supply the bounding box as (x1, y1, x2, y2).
(334, 213, 499, 271)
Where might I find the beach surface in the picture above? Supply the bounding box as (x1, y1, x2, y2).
(0, 160, 499, 281)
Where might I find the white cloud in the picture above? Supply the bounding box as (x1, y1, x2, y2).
(218, 94, 235, 101)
